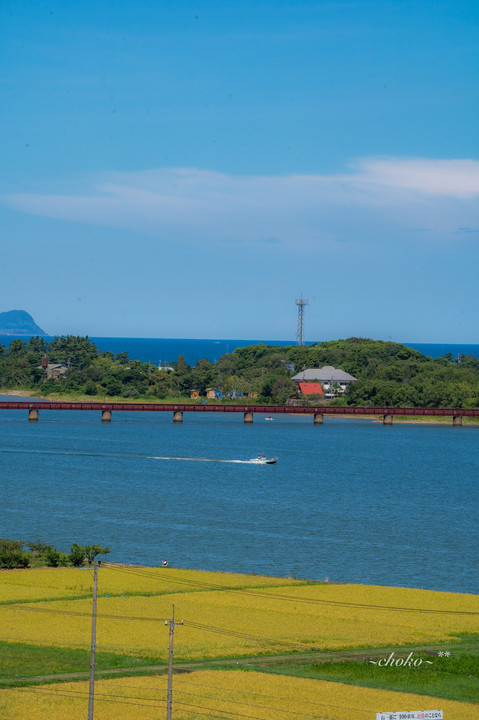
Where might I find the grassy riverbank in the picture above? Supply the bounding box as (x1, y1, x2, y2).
(0, 388, 254, 405)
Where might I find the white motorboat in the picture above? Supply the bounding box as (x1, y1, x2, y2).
(249, 454, 278, 465)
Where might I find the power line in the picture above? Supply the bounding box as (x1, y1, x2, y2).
(2, 657, 476, 690)
(172, 678, 376, 713)
(8, 685, 347, 720)
(102, 564, 479, 615)
(175, 699, 344, 720)
(4, 605, 315, 652)
(5, 603, 479, 667)
(3, 564, 477, 717)
(8, 655, 475, 715)
(182, 618, 309, 648)
(68, 676, 379, 716)
(104, 677, 378, 715)
(9, 686, 164, 702)
(173, 710, 241, 720)
(170, 687, 350, 719)
(103, 562, 301, 592)
(6, 604, 170, 622)
(7, 686, 168, 710)
(0, 634, 163, 658)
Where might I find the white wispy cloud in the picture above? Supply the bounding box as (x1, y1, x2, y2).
(4, 158, 479, 247)
(345, 158, 479, 197)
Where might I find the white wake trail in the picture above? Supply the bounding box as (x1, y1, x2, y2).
(148, 456, 253, 464)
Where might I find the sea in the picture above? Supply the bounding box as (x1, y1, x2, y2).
(1, 336, 478, 595)
(1, 335, 479, 365)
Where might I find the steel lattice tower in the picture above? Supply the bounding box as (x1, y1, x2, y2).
(296, 295, 309, 346)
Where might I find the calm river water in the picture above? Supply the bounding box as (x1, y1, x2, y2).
(1, 407, 477, 594)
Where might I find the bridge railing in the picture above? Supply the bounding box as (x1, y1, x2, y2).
(1, 401, 478, 425)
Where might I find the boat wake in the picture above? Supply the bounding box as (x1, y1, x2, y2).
(148, 456, 254, 464)
(0, 448, 270, 465)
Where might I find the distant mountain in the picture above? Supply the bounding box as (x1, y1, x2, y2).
(0, 310, 47, 336)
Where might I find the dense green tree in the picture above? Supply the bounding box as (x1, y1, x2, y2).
(270, 377, 296, 403)
(215, 353, 237, 375)
(0, 357, 31, 386)
(43, 546, 61, 567)
(69, 544, 86, 567)
(84, 380, 98, 395)
(188, 359, 215, 394)
(48, 335, 98, 369)
(102, 376, 123, 396)
(27, 336, 48, 356)
(114, 351, 130, 364)
(6, 339, 27, 359)
(84, 544, 110, 564)
(0, 539, 29, 569)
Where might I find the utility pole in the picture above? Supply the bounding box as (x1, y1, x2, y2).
(88, 563, 98, 720)
(166, 604, 183, 720)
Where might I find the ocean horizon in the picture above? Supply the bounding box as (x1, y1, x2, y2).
(1, 334, 479, 366)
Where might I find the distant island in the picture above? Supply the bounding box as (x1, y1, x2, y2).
(0, 310, 47, 336)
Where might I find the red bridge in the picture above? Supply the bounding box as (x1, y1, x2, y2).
(0, 401, 477, 425)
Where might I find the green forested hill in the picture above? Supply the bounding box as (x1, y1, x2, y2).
(1, 336, 479, 407)
(230, 339, 479, 407)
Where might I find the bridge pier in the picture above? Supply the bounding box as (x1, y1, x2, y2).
(101, 410, 112, 422)
(383, 414, 394, 425)
(173, 411, 183, 423)
(244, 412, 253, 423)
(28, 409, 38, 422)
(313, 413, 323, 424)
(452, 415, 463, 427)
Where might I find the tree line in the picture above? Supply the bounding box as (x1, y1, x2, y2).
(0, 538, 110, 569)
(0, 335, 297, 403)
(1, 335, 479, 407)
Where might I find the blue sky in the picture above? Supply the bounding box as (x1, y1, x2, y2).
(2, 0, 478, 342)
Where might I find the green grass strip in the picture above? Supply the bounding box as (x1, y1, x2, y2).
(0, 641, 161, 683)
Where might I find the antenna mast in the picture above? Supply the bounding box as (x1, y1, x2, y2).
(295, 295, 310, 346)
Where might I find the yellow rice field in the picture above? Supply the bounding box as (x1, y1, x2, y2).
(0, 566, 301, 602)
(1, 670, 477, 719)
(1, 567, 478, 659)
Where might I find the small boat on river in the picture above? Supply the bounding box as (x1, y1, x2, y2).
(249, 454, 277, 465)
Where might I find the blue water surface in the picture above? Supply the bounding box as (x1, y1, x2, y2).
(2, 335, 479, 365)
(1, 405, 477, 594)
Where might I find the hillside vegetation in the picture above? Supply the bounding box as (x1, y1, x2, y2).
(1, 335, 479, 406)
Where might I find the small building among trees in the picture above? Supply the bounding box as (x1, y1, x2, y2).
(38, 354, 68, 380)
(291, 366, 357, 399)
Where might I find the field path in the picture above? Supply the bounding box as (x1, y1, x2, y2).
(2, 640, 474, 687)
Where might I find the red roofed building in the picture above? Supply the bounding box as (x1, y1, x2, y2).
(293, 366, 357, 399)
(298, 382, 324, 396)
